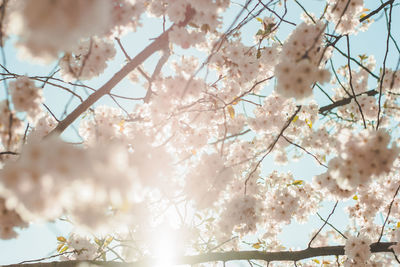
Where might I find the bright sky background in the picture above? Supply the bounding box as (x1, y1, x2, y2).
(0, 0, 399, 266)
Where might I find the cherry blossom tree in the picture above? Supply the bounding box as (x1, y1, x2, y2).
(0, 0, 400, 266)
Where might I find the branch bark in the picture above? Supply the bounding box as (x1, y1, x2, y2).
(318, 89, 378, 114)
(3, 242, 397, 267)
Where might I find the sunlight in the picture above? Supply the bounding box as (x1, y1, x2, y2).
(153, 230, 177, 267)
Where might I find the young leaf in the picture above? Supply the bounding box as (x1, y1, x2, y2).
(292, 180, 303, 186)
(227, 105, 235, 119)
(256, 29, 264, 36)
(57, 236, 67, 243)
(305, 119, 312, 129)
(57, 243, 64, 252)
(59, 245, 69, 253)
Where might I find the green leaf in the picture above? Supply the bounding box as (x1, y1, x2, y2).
(59, 245, 68, 253)
(358, 54, 368, 61)
(256, 29, 264, 36)
(57, 243, 64, 252)
(292, 180, 303, 186)
(305, 119, 312, 129)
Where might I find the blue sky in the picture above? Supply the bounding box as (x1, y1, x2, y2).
(0, 0, 399, 265)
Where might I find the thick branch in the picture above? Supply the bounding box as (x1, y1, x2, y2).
(3, 242, 396, 267)
(48, 8, 194, 136)
(318, 89, 378, 114)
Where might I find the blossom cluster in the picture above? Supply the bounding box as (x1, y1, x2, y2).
(333, 55, 380, 123)
(59, 233, 99, 261)
(315, 129, 398, 194)
(210, 41, 278, 86)
(382, 69, 400, 120)
(9, 0, 113, 61)
(218, 195, 263, 235)
(248, 93, 296, 135)
(381, 69, 400, 92)
(216, 171, 320, 240)
(275, 21, 331, 100)
(0, 197, 27, 239)
(108, 0, 145, 37)
(326, 0, 365, 34)
(9, 76, 43, 122)
(3, 0, 229, 63)
(59, 38, 116, 82)
(0, 135, 143, 232)
(344, 235, 371, 266)
(185, 153, 234, 209)
(1, 0, 400, 265)
(0, 100, 24, 154)
(169, 26, 205, 49)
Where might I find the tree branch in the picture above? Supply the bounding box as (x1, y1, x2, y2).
(47, 7, 195, 136)
(3, 242, 397, 267)
(318, 89, 378, 114)
(359, 0, 395, 22)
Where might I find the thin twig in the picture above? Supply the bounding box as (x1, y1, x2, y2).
(316, 212, 347, 240)
(345, 35, 367, 128)
(377, 184, 400, 243)
(308, 201, 339, 248)
(282, 135, 328, 168)
(376, 0, 393, 129)
(244, 106, 301, 194)
(359, 0, 394, 22)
